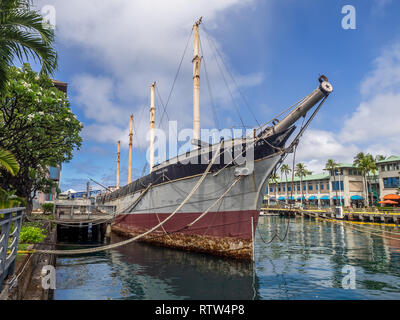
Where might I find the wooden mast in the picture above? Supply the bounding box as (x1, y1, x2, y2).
(193, 17, 202, 149)
(116, 140, 120, 189)
(149, 82, 156, 173)
(128, 114, 133, 184)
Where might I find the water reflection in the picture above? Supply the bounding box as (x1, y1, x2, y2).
(255, 216, 400, 299)
(54, 216, 400, 300)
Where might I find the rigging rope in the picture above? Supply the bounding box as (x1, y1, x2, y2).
(198, 32, 220, 129)
(201, 25, 260, 128)
(32, 141, 224, 255)
(200, 31, 246, 129)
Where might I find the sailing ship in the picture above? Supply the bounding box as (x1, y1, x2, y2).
(99, 18, 333, 260)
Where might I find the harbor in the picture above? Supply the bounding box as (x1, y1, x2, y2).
(1, 0, 400, 307)
(53, 215, 400, 300)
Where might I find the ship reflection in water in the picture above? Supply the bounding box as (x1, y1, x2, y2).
(54, 217, 400, 300)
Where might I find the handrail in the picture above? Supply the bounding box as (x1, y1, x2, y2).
(0, 207, 24, 291)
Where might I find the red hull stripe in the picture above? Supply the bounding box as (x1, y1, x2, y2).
(115, 210, 260, 239)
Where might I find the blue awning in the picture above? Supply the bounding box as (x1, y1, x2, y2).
(296, 196, 306, 200)
(278, 196, 285, 201)
(332, 196, 344, 200)
(320, 195, 330, 200)
(286, 196, 295, 200)
(351, 195, 364, 200)
(309, 196, 318, 200)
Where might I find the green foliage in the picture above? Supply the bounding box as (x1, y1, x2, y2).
(295, 163, 312, 178)
(0, 0, 58, 93)
(41, 202, 54, 215)
(19, 225, 46, 244)
(0, 64, 82, 212)
(0, 187, 26, 209)
(0, 148, 19, 175)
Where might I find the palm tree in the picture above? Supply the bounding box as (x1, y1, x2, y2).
(0, 188, 25, 209)
(324, 159, 339, 206)
(0, 148, 19, 175)
(353, 153, 377, 207)
(0, 148, 23, 208)
(0, 0, 58, 92)
(295, 163, 311, 206)
(280, 164, 292, 203)
(375, 154, 386, 162)
(270, 172, 279, 205)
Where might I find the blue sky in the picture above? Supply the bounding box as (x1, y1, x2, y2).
(28, 0, 400, 191)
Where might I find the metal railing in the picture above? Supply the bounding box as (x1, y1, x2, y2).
(55, 204, 116, 220)
(0, 208, 24, 291)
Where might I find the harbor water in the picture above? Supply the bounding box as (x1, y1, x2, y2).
(53, 216, 400, 300)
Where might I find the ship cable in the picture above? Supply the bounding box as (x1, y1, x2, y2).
(258, 143, 298, 244)
(198, 31, 220, 129)
(31, 141, 224, 255)
(202, 24, 258, 128)
(200, 29, 246, 130)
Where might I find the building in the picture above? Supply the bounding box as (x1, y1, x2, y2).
(265, 163, 380, 208)
(32, 165, 61, 210)
(377, 156, 400, 200)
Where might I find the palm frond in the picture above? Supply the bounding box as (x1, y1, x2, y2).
(0, 148, 20, 175)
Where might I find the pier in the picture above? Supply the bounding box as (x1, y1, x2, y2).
(53, 200, 116, 242)
(262, 207, 400, 225)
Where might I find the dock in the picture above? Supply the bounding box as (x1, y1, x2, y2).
(261, 207, 400, 225)
(53, 199, 116, 242)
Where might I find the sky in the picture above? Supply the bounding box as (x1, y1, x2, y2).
(26, 0, 400, 192)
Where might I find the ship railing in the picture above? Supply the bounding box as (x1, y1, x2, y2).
(0, 207, 24, 291)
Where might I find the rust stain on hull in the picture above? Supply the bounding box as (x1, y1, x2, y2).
(112, 224, 253, 261)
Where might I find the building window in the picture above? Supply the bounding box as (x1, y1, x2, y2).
(283, 186, 286, 192)
(320, 184, 324, 190)
(381, 165, 385, 172)
(278, 187, 281, 192)
(308, 184, 313, 191)
(331, 181, 344, 191)
(303, 185, 306, 191)
(383, 177, 400, 188)
(297, 185, 300, 191)
(270, 187, 273, 193)
(288, 186, 291, 191)
(395, 163, 399, 170)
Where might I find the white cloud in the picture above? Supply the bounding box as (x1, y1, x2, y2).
(35, 0, 264, 148)
(284, 42, 400, 174)
(288, 129, 359, 174)
(360, 42, 400, 97)
(340, 93, 400, 148)
(72, 74, 126, 124)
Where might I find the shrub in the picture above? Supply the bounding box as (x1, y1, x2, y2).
(41, 203, 54, 215)
(19, 226, 46, 244)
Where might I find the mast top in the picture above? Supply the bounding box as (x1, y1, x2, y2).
(194, 17, 202, 27)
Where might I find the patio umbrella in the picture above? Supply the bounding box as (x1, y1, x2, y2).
(383, 194, 400, 200)
(378, 200, 398, 205)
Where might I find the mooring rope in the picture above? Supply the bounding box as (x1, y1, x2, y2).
(31, 141, 224, 255)
(302, 211, 400, 243)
